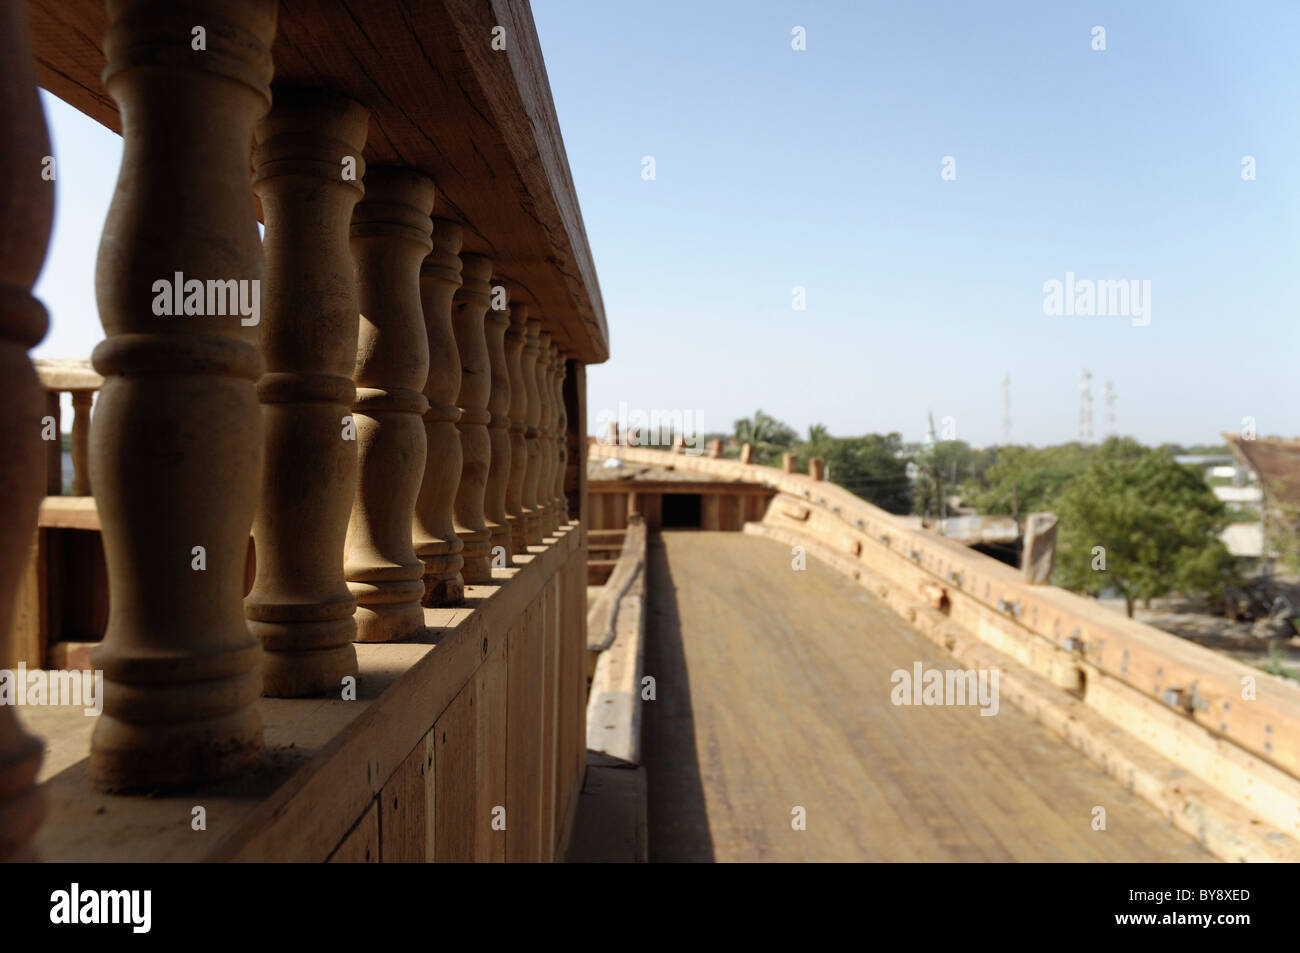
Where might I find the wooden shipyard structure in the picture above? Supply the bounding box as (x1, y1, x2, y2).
(5, 1, 1300, 866)
(1, 0, 603, 862)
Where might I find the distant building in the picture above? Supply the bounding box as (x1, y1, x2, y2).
(1220, 435, 1300, 560)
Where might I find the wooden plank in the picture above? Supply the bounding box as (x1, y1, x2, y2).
(571, 546, 588, 796)
(586, 518, 646, 652)
(433, 681, 478, 862)
(701, 494, 719, 531)
(34, 358, 102, 391)
(558, 550, 583, 817)
(551, 566, 568, 857)
(475, 647, 507, 861)
(637, 493, 662, 531)
(586, 541, 646, 764)
(540, 576, 559, 858)
(25, 525, 581, 862)
(10, 530, 42, 668)
(748, 519, 1300, 862)
(37, 496, 98, 530)
(505, 602, 540, 861)
(642, 531, 1212, 862)
(565, 760, 647, 863)
(590, 481, 774, 497)
(380, 731, 435, 862)
(327, 802, 379, 863)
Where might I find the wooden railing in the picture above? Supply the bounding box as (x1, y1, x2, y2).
(589, 439, 1300, 862)
(33, 359, 100, 497)
(0, 1, 606, 862)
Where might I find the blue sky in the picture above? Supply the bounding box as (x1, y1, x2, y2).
(33, 1, 1300, 447)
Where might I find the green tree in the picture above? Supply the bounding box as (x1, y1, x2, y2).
(820, 432, 912, 514)
(965, 442, 1106, 518)
(797, 422, 834, 467)
(912, 440, 979, 517)
(1053, 445, 1234, 617)
(732, 410, 797, 466)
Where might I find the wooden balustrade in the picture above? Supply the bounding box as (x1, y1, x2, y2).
(33, 360, 102, 497)
(8, 0, 601, 864)
(414, 219, 466, 606)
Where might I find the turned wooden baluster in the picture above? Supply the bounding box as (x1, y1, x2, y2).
(504, 302, 530, 555)
(89, 0, 277, 789)
(483, 281, 513, 567)
(70, 391, 93, 495)
(521, 318, 543, 545)
(553, 351, 569, 524)
(0, 0, 53, 857)
(535, 331, 556, 536)
(451, 253, 493, 584)
(414, 219, 465, 606)
(346, 167, 434, 641)
(541, 342, 559, 535)
(247, 88, 368, 695)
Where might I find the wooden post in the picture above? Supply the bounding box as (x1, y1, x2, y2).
(484, 282, 513, 566)
(564, 360, 586, 526)
(809, 457, 825, 481)
(346, 167, 434, 642)
(415, 219, 465, 606)
(536, 331, 555, 537)
(782, 452, 796, 473)
(522, 318, 543, 545)
(69, 391, 93, 495)
(0, 0, 52, 858)
(553, 351, 569, 524)
(709, 439, 723, 459)
(740, 443, 754, 464)
(88, 0, 277, 789)
(452, 253, 493, 584)
(504, 302, 529, 555)
(247, 88, 367, 696)
(1022, 513, 1059, 585)
(43, 391, 61, 495)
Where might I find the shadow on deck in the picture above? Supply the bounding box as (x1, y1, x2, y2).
(641, 531, 1214, 862)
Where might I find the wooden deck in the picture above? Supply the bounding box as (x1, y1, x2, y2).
(642, 531, 1214, 862)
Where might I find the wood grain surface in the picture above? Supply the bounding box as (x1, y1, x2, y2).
(642, 532, 1213, 862)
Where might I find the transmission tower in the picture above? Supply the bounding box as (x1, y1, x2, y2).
(1104, 378, 1116, 437)
(1078, 370, 1093, 443)
(1002, 374, 1012, 445)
